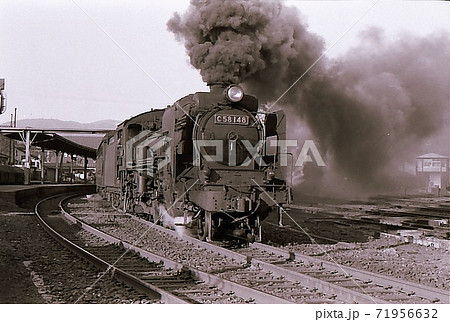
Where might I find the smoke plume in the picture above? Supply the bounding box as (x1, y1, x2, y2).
(168, 0, 449, 195)
(167, 0, 323, 85)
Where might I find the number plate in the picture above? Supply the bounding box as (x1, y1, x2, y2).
(214, 114, 249, 125)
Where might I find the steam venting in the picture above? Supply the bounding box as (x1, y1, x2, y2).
(168, 0, 449, 196)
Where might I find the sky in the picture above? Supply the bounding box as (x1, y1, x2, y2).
(0, 0, 449, 124)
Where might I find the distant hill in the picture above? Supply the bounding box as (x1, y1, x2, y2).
(1, 118, 119, 130)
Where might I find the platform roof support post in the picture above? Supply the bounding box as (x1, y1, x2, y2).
(70, 154, 74, 184)
(55, 151, 59, 183)
(84, 156, 88, 184)
(58, 151, 64, 183)
(24, 130, 31, 185)
(9, 135, 14, 165)
(40, 148, 45, 184)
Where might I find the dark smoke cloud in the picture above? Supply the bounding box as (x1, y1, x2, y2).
(300, 28, 449, 193)
(169, 0, 449, 195)
(167, 0, 324, 85)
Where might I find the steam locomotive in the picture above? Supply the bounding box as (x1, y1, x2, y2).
(96, 84, 291, 242)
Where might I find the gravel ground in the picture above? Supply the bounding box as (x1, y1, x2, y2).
(259, 198, 449, 291)
(0, 206, 156, 304)
(280, 237, 449, 290)
(0, 212, 45, 303)
(69, 206, 246, 272)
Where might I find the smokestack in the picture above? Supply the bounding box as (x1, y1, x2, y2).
(207, 82, 227, 94)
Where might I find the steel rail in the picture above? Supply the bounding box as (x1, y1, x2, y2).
(60, 197, 294, 304)
(127, 212, 448, 304)
(34, 194, 189, 304)
(126, 211, 386, 303)
(251, 242, 449, 304)
(248, 257, 387, 304)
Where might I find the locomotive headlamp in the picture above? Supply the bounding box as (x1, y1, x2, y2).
(226, 85, 244, 103)
(201, 167, 211, 181)
(202, 167, 211, 177)
(265, 169, 276, 182)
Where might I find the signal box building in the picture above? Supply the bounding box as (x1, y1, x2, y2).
(416, 153, 449, 193)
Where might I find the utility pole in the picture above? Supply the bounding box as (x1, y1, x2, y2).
(11, 108, 17, 165)
(9, 114, 14, 164)
(0, 78, 6, 114)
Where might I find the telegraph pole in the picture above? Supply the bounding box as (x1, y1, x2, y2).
(9, 113, 14, 164)
(0, 78, 6, 114)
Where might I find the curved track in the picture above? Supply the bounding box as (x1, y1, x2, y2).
(38, 194, 293, 303)
(35, 194, 189, 303)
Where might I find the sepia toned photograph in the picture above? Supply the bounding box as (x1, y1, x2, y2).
(0, 0, 449, 314)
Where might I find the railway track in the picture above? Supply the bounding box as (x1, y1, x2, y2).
(238, 243, 449, 304)
(64, 194, 449, 304)
(135, 217, 447, 304)
(35, 194, 187, 303)
(38, 194, 293, 303)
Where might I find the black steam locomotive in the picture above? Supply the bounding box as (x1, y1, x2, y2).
(96, 84, 291, 242)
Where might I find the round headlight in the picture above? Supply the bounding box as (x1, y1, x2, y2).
(226, 85, 244, 103)
(265, 169, 276, 182)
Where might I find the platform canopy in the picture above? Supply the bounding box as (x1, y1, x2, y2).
(0, 127, 109, 159)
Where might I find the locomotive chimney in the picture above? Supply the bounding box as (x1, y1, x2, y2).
(208, 82, 227, 94)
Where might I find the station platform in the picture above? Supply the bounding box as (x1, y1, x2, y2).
(0, 184, 96, 209)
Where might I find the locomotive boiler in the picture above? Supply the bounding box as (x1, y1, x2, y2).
(96, 84, 291, 242)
